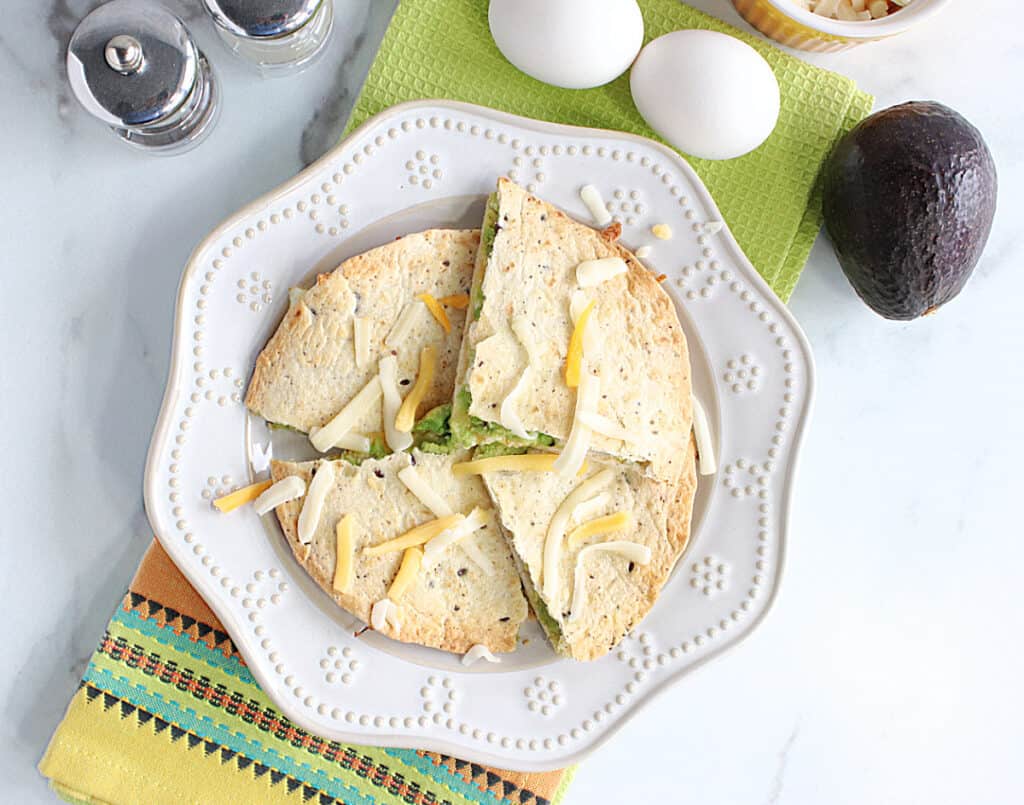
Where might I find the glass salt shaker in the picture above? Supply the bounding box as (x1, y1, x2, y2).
(66, 0, 219, 155)
(201, 0, 335, 76)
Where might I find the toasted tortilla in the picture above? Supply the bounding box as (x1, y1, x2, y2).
(247, 229, 478, 435)
(455, 179, 692, 483)
(271, 450, 528, 654)
(483, 440, 698, 661)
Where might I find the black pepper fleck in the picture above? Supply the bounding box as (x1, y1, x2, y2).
(457, 568, 467, 577)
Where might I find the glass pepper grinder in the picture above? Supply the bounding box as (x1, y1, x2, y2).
(66, 0, 220, 155)
(201, 0, 335, 76)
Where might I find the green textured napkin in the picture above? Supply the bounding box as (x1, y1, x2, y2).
(346, 0, 873, 301)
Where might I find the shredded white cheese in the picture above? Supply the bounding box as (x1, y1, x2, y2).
(691, 395, 717, 476)
(499, 367, 533, 440)
(579, 184, 612, 227)
(297, 461, 335, 544)
(385, 302, 422, 348)
(703, 221, 724, 236)
(572, 492, 610, 525)
(458, 537, 495, 577)
(553, 372, 599, 478)
(379, 355, 414, 452)
(542, 469, 615, 605)
(576, 257, 627, 288)
(250, 441, 273, 474)
(397, 465, 452, 518)
(577, 410, 642, 445)
(511, 315, 541, 367)
(353, 317, 370, 369)
(461, 644, 501, 667)
(370, 598, 402, 633)
(309, 375, 382, 453)
(253, 475, 306, 516)
(309, 428, 372, 453)
(635, 245, 652, 259)
(423, 507, 489, 564)
(570, 541, 652, 621)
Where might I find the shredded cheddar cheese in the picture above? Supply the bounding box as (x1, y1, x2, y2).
(417, 293, 451, 334)
(452, 453, 560, 476)
(394, 345, 436, 432)
(362, 513, 463, 557)
(567, 511, 632, 547)
(213, 480, 273, 513)
(438, 293, 470, 309)
(564, 300, 594, 388)
(333, 515, 355, 593)
(387, 547, 423, 600)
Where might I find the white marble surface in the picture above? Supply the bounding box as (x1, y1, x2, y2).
(1, 1, 1020, 803)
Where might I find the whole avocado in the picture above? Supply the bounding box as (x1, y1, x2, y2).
(822, 101, 997, 320)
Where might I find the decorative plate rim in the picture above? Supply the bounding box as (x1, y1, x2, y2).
(143, 99, 815, 770)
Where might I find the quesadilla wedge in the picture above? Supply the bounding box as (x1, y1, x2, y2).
(270, 449, 528, 654)
(246, 229, 477, 455)
(452, 179, 692, 483)
(481, 440, 698, 661)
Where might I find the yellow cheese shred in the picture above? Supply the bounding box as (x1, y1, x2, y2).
(564, 300, 595, 388)
(213, 480, 273, 513)
(417, 293, 451, 334)
(362, 513, 463, 557)
(387, 546, 423, 601)
(394, 345, 436, 432)
(332, 514, 355, 594)
(453, 453, 559, 476)
(567, 511, 632, 547)
(438, 293, 470, 309)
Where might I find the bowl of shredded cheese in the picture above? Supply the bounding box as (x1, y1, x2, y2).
(732, 0, 950, 52)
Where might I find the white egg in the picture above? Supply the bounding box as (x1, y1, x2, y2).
(630, 30, 780, 161)
(488, 0, 644, 90)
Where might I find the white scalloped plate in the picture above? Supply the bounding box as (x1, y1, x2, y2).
(144, 100, 814, 771)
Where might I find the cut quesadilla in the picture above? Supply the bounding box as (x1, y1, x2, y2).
(452, 179, 692, 483)
(481, 440, 698, 661)
(270, 449, 528, 654)
(246, 229, 477, 456)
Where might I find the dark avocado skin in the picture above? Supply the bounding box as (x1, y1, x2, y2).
(822, 102, 997, 321)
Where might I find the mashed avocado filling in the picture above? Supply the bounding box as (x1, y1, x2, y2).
(450, 386, 555, 451)
(508, 545, 563, 648)
(472, 192, 500, 320)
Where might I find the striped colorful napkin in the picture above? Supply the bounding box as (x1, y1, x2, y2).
(39, 541, 574, 805)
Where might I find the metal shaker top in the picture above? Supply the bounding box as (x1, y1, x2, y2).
(66, 0, 199, 129)
(202, 0, 325, 39)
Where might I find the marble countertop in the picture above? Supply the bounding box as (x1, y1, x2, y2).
(2, 1, 1021, 802)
